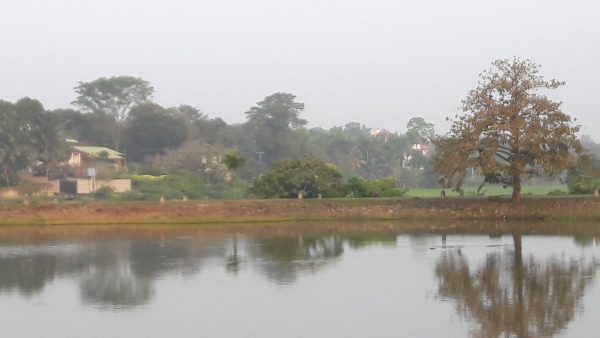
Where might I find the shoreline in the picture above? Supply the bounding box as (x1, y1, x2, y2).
(1, 197, 600, 227)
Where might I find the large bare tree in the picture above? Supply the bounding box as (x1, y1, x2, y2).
(433, 58, 581, 202)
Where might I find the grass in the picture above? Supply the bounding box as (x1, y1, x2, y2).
(404, 185, 567, 198)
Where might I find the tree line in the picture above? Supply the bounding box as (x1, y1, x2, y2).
(2, 58, 598, 202)
(0, 76, 437, 198)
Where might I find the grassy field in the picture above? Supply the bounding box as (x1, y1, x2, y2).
(404, 185, 567, 198)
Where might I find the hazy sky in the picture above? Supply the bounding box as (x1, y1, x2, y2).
(1, 0, 599, 136)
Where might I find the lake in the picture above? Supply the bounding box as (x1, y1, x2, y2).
(0, 224, 599, 337)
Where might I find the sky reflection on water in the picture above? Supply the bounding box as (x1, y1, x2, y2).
(0, 230, 599, 337)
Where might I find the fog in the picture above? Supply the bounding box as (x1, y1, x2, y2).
(1, 0, 598, 136)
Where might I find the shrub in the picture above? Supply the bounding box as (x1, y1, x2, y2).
(92, 186, 114, 200)
(566, 154, 600, 194)
(125, 173, 243, 201)
(547, 189, 567, 196)
(568, 176, 600, 194)
(250, 158, 343, 198)
(343, 177, 404, 198)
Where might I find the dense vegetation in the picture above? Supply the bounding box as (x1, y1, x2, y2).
(1, 63, 599, 201)
(0, 76, 440, 199)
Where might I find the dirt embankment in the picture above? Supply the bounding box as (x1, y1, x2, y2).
(1, 197, 600, 226)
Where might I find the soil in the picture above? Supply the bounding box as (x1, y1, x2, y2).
(1, 196, 600, 226)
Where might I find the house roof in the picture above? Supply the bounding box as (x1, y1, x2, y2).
(72, 146, 123, 159)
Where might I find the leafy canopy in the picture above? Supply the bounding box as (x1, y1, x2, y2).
(406, 117, 435, 143)
(250, 157, 342, 198)
(245, 92, 306, 164)
(123, 103, 187, 161)
(0, 98, 66, 186)
(72, 76, 154, 121)
(567, 153, 600, 194)
(223, 150, 246, 173)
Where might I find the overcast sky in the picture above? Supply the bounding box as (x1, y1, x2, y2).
(1, 0, 599, 137)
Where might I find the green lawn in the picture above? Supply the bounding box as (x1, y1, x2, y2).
(404, 185, 567, 198)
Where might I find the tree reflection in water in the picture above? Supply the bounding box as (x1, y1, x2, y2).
(79, 237, 227, 307)
(435, 235, 596, 338)
(249, 235, 344, 285)
(0, 252, 57, 296)
(225, 235, 242, 274)
(0, 234, 350, 306)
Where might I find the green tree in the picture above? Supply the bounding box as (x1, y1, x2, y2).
(123, 103, 187, 162)
(222, 150, 246, 182)
(245, 93, 307, 163)
(0, 98, 67, 185)
(30, 109, 69, 178)
(150, 140, 226, 177)
(72, 76, 154, 121)
(250, 157, 342, 198)
(0, 101, 28, 185)
(172, 104, 207, 140)
(174, 104, 207, 124)
(222, 149, 246, 198)
(433, 58, 580, 203)
(566, 153, 600, 194)
(406, 117, 435, 143)
(53, 108, 118, 148)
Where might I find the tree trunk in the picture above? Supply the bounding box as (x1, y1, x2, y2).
(3, 165, 10, 186)
(512, 175, 521, 203)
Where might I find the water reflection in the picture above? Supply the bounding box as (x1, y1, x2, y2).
(0, 237, 229, 307)
(0, 250, 58, 296)
(249, 235, 344, 284)
(0, 230, 598, 338)
(435, 235, 597, 338)
(0, 234, 365, 306)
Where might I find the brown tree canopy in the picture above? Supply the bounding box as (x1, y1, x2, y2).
(433, 58, 581, 202)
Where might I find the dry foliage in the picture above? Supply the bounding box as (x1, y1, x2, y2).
(434, 58, 581, 202)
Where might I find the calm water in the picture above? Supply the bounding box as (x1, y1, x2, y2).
(1, 228, 599, 337)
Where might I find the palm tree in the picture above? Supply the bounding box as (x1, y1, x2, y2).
(222, 150, 246, 198)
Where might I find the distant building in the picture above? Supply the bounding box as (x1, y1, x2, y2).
(63, 140, 130, 195)
(369, 128, 392, 142)
(411, 143, 431, 156)
(68, 143, 125, 178)
(2, 140, 131, 199)
(402, 143, 433, 169)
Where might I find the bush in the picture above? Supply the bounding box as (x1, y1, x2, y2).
(343, 177, 404, 198)
(124, 173, 243, 201)
(568, 176, 600, 194)
(547, 189, 567, 196)
(566, 154, 600, 194)
(249, 158, 343, 198)
(92, 186, 114, 200)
